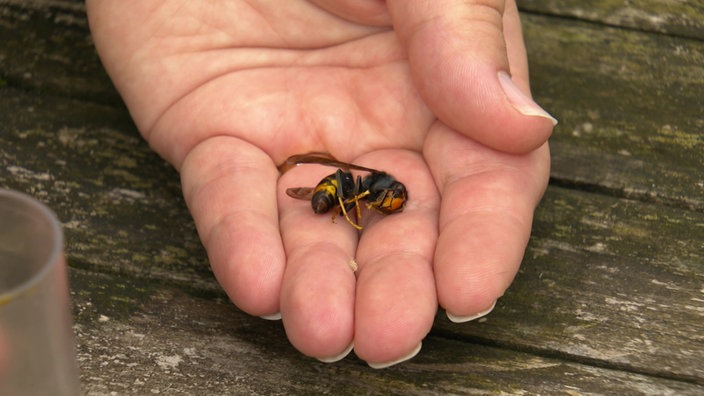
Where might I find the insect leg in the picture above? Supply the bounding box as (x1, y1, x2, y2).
(337, 194, 362, 230)
(335, 170, 362, 230)
(354, 175, 364, 222)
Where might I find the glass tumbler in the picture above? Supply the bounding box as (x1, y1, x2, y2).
(0, 189, 80, 395)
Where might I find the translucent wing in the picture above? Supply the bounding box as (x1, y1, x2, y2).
(279, 152, 380, 174)
(285, 187, 316, 201)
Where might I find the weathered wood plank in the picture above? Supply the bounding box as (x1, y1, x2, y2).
(518, 0, 704, 40)
(73, 268, 704, 395)
(523, 13, 704, 210)
(0, 0, 120, 105)
(437, 185, 704, 384)
(3, 0, 703, 391)
(4, 86, 703, 387)
(0, 88, 216, 291)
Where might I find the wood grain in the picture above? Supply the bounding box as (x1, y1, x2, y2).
(1, 0, 702, 393)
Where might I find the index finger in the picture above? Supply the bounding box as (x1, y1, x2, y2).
(180, 136, 285, 317)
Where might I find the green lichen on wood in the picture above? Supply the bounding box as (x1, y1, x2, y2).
(519, 0, 704, 39)
(0, 89, 214, 290)
(523, 13, 704, 210)
(71, 267, 704, 394)
(436, 186, 704, 381)
(3, 0, 704, 392)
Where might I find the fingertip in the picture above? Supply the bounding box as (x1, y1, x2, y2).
(389, 0, 555, 154)
(434, 212, 524, 318)
(497, 71, 558, 147)
(366, 342, 422, 369)
(433, 205, 528, 320)
(280, 271, 356, 360)
(180, 137, 286, 317)
(446, 300, 496, 324)
(498, 72, 556, 126)
(207, 216, 285, 316)
(353, 255, 436, 364)
(278, 243, 357, 359)
(484, 70, 557, 153)
(317, 342, 355, 364)
(428, 61, 556, 154)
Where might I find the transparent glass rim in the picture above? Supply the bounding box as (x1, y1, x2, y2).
(0, 188, 64, 301)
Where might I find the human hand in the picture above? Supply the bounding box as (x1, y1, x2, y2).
(87, 0, 554, 367)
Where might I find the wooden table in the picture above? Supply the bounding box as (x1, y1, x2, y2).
(2, 0, 702, 394)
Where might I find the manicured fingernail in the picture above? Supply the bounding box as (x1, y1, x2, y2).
(498, 71, 558, 126)
(260, 312, 282, 320)
(367, 342, 422, 369)
(317, 342, 355, 363)
(446, 301, 496, 323)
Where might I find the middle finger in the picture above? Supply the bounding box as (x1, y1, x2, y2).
(278, 162, 359, 361)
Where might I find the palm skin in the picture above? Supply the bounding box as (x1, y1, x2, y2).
(87, 0, 554, 366)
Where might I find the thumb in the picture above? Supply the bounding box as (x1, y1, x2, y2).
(387, 0, 556, 153)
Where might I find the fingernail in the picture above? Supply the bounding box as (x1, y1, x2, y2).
(446, 301, 496, 323)
(367, 342, 422, 369)
(498, 71, 558, 126)
(260, 312, 282, 320)
(317, 342, 355, 363)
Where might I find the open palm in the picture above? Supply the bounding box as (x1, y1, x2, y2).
(87, 0, 554, 367)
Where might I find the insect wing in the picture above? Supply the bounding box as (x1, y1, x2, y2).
(280, 153, 380, 174)
(286, 187, 316, 201)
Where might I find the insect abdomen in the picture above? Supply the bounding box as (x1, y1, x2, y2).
(310, 174, 338, 214)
